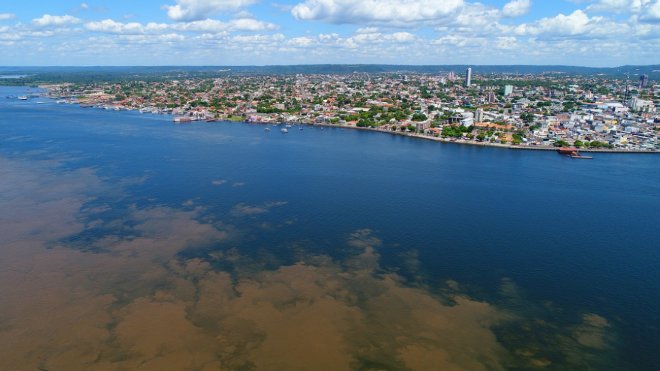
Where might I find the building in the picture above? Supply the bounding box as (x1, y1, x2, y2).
(486, 91, 496, 104)
(504, 85, 513, 96)
(460, 111, 474, 127)
(415, 121, 430, 131)
(639, 74, 649, 89)
(630, 97, 655, 113)
(465, 67, 472, 87)
(475, 108, 484, 123)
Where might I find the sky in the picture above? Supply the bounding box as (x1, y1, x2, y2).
(0, 0, 658, 66)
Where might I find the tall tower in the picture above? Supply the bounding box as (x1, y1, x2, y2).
(639, 74, 649, 89)
(624, 72, 630, 102)
(465, 67, 472, 87)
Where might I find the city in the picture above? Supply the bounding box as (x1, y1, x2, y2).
(47, 68, 659, 152)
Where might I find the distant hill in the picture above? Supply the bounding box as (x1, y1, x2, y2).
(1, 64, 658, 84)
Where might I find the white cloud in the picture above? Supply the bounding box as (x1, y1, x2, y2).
(288, 36, 314, 46)
(0, 26, 21, 40)
(2, 0, 658, 66)
(363, 32, 412, 42)
(164, 0, 258, 22)
(356, 27, 380, 34)
(291, 0, 464, 24)
(513, 9, 622, 37)
(84, 17, 277, 35)
(587, 0, 640, 13)
(585, 0, 660, 23)
(119, 33, 186, 44)
(535, 10, 592, 35)
(231, 33, 285, 44)
(0, 13, 15, 21)
(639, 0, 660, 22)
(502, 0, 531, 17)
(495, 36, 519, 49)
(442, 3, 504, 34)
(32, 14, 81, 27)
(227, 18, 279, 31)
(85, 19, 169, 34)
(80, 3, 90, 10)
(175, 18, 278, 32)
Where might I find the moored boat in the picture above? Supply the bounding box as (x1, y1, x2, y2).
(174, 116, 193, 123)
(557, 147, 578, 155)
(558, 147, 593, 159)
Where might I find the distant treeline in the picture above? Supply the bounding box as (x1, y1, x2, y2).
(1, 64, 658, 85)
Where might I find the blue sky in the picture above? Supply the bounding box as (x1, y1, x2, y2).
(0, 0, 658, 66)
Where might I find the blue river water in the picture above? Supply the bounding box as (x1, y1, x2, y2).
(1, 86, 659, 370)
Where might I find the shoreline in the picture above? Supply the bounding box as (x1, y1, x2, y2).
(35, 86, 660, 154)
(259, 121, 660, 154)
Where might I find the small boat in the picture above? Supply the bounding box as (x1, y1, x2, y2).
(265, 127, 271, 132)
(570, 154, 593, 160)
(18, 96, 28, 100)
(285, 124, 292, 128)
(281, 128, 288, 133)
(299, 126, 303, 130)
(36, 101, 46, 104)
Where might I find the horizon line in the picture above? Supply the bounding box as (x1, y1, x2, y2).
(1, 63, 659, 69)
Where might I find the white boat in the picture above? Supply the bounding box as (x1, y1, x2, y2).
(265, 127, 271, 132)
(18, 96, 28, 100)
(285, 124, 292, 128)
(281, 128, 288, 133)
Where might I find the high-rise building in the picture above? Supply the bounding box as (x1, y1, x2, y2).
(465, 67, 472, 87)
(487, 91, 496, 103)
(639, 74, 649, 89)
(504, 85, 513, 96)
(475, 108, 484, 123)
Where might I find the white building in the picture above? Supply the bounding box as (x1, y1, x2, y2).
(475, 108, 484, 123)
(460, 112, 474, 127)
(630, 97, 655, 113)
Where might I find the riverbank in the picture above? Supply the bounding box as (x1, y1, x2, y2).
(39, 85, 659, 154)
(270, 121, 660, 154)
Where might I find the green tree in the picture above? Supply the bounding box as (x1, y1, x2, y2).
(520, 112, 535, 123)
(411, 113, 428, 122)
